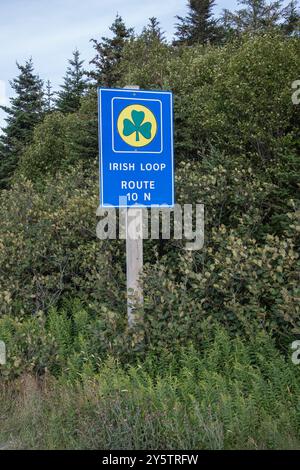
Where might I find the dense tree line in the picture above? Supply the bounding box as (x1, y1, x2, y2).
(0, 0, 299, 188)
(0, 59, 45, 188)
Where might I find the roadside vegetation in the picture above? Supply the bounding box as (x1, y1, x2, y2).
(0, 1, 299, 449)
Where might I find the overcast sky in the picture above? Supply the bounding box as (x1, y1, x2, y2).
(0, 0, 238, 129)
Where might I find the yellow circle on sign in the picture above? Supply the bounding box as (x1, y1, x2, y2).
(117, 104, 157, 148)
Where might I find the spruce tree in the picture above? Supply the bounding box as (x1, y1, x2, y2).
(45, 80, 55, 113)
(56, 49, 88, 114)
(282, 0, 300, 36)
(141, 17, 166, 44)
(222, 0, 283, 34)
(174, 0, 221, 45)
(89, 15, 133, 87)
(0, 58, 44, 188)
(117, 17, 169, 89)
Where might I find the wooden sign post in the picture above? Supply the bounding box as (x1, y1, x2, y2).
(0, 340, 6, 365)
(125, 86, 143, 327)
(126, 206, 143, 327)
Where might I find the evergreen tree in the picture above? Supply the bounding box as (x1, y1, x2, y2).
(45, 80, 55, 113)
(89, 14, 134, 87)
(0, 58, 44, 188)
(141, 17, 166, 44)
(174, 0, 221, 45)
(221, 8, 238, 40)
(282, 0, 300, 36)
(56, 49, 88, 114)
(222, 0, 283, 34)
(118, 18, 169, 89)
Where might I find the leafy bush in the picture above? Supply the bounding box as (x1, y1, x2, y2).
(143, 226, 299, 351)
(18, 91, 99, 184)
(121, 33, 300, 165)
(18, 113, 70, 182)
(0, 154, 299, 350)
(0, 164, 126, 316)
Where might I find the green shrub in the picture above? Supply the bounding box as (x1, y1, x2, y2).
(0, 156, 299, 349)
(18, 93, 99, 184)
(0, 165, 126, 317)
(121, 33, 300, 165)
(18, 113, 70, 183)
(143, 224, 299, 351)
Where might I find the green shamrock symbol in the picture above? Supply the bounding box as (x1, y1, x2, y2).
(123, 110, 152, 142)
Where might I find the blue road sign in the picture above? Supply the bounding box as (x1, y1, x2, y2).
(98, 88, 174, 208)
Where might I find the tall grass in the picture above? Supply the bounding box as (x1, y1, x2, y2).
(1, 328, 299, 450)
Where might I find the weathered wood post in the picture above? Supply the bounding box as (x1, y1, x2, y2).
(0, 340, 6, 365)
(126, 206, 143, 327)
(124, 86, 143, 327)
